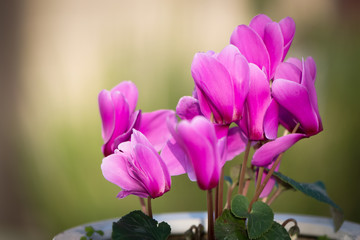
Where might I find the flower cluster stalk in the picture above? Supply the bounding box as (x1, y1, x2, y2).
(139, 197, 148, 215)
(207, 189, 215, 240)
(238, 142, 251, 194)
(147, 197, 153, 219)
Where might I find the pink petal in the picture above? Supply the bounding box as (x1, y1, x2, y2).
(225, 127, 248, 161)
(252, 133, 306, 166)
(263, 22, 284, 79)
(101, 153, 145, 193)
(274, 62, 302, 84)
(264, 99, 279, 140)
(305, 56, 317, 81)
(98, 90, 115, 143)
(249, 14, 273, 39)
(134, 144, 170, 198)
(102, 92, 130, 156)
(279, 17, 296, 59)
(272, 79, 319, 135)
(191, 53, 234, 124)
(246, 64, 272, 140)
(112, 110, 141, 151)
(214, 124, 230, 139)
(138, 110, 176, 151)
(230, 25, 270, 79)
(177, 117, 220, 190)
(216, 45, 250, 120)
(160, 137, 188, 176)
(176, 96, 202, 120)
(111, 81, 138, 114)
(117, 190, 149, 199)
(286, 57, 302, 69)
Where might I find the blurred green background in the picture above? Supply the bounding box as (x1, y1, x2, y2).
(1, 0, 359, 239)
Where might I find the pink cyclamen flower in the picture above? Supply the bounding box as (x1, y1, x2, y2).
(161, 116, 227, 190)
(98, 81, 176, 156)
(176, 95, 248, 161)
(230, 14, 295, 80)
(191, 45, 250, 124)
(101, 129, 171, 199)
(239, 63, 277, 141)
(272, 57, 322, 136)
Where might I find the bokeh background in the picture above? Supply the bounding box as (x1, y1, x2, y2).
(1, 0, 359, 239)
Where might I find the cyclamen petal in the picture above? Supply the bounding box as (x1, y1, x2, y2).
(279, 17, 296, 59)
(191, 45, 250, 124)
(263, 22, 284, 78)
(249, 14, 273, 39)
(231, 14, 295, 79)
(272, 78, 319, 135)
(138, 110, 176, 151)
(191, 53, 235, 124)
(243, 63, 272, 140)
(230, 25, 270, 79)
(252, 133, 306, 166)
(168, 116, 224, 190)
(101, 130, 171, 199)
(99, 81, 174, 156)
(111, 81, 138, 114)
(101, 92, 131, 156)
(176, 96, 202, 120)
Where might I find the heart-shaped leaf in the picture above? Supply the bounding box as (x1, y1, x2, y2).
(231, 195, 250, 218)
(112, 210, 171, 240)
(257, 221, 291, 240)
(231, 195, 274, 239)
(247, 201, 274, 239)
(215, 209, 248, 240)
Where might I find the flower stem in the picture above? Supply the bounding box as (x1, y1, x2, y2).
(139, 197, 148, 215)
(242, 179, 251, 196)
(248, 123, 300, 211)
(147, 197, 153, 219)
(217, 169, 224, 218)
(207, 189, 215, 240)
(255, 167, 264, 194)
(238, 141, 251, 194)
(267, 187, 283, 206)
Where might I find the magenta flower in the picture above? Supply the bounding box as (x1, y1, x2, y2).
(272, 57, 322, 136)
(101, 129, 171, 199)
(230, 14, 295, 80)
(176, 95, 248, 161)
(239, 63, 276, 141)
(191, 45, 250, 124)
(161, 116, 227, 190)
(98, 81, 176, 156)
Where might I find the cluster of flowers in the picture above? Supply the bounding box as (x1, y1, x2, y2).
(99, 14, 322, 207)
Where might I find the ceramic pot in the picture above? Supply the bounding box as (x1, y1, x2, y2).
(53, 212, 360, 240)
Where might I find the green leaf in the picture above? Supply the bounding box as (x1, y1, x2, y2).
(257, 222, 290, 240)
(80, 237, 87, 240)
(95, 230, 104, 236)
(215, 209, 248, 240)
(271, 170, 344, 231)
(231, 195, 274, 239)
(85, 226, 94, 237)
(231, 195, 250, 218)
(112, 210, 171, 240)
(247, 201, 274, 239)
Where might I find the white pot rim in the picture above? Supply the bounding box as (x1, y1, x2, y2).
(53, 212, 360, 240)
